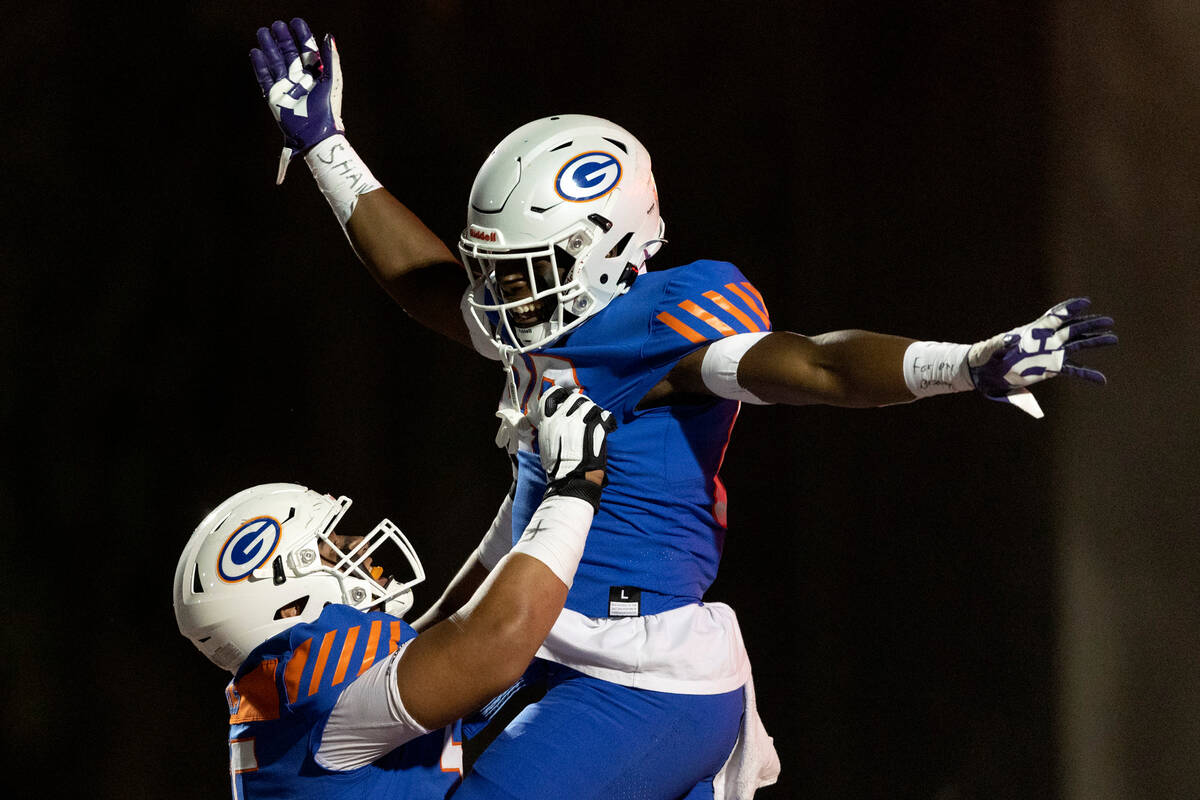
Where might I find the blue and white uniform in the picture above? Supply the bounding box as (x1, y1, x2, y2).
(225, 604, 462, 799)
(456, 260, 777, 799)
(506, 260, 770, 620)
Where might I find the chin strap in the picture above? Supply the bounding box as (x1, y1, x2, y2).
(495, 352, 528, 455)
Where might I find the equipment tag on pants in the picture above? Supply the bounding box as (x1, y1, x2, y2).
(608, 586, 641, 617)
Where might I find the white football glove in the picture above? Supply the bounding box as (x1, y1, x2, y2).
(250, 18, 345, 184)
(527, 387, 617, 510)
(968, 297, 1117, 418)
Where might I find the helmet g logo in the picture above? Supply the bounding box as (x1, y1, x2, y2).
(218, 517, 282, 582)
(555, 151, 622, 202)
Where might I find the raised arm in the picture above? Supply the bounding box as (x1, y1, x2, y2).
(251, 18, 470, 346)
(395, 388, 616, 729)
(658, 297, 1117, 417)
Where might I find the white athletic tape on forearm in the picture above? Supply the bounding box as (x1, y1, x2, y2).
(510, 494, 594, 588)
(902, 341, 974, 397)
(700, 332, 772, 404)
(474, 494, 515, 572)
(304, 134, 381, 227)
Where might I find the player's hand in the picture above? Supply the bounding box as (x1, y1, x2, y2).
(968, 297, 1117, 418)
(250, 18, 344, 184)
(528, 387, 617, 509)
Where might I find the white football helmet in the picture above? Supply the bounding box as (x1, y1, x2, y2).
(173, 483, 424, 673)
(459, 114, 666, 355)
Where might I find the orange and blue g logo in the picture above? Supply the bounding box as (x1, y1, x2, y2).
(555, 151, 622, 202)
(218, 517, 282, 583)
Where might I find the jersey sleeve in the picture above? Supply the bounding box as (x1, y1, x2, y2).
(630, 260, 772, 405)
(311, 641, 435, 771)
(276, 607, 417, 730)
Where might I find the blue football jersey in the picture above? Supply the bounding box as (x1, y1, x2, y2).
(225, 604, 462, 799)
(503, 260, 772, 618)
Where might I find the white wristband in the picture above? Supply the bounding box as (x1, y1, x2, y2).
(474, 494, 515, 571)
(304, 134, 381, 227)
(700, 332, 772, 404)
(902, 341, 974, 397)
(509, 494, 594, 588)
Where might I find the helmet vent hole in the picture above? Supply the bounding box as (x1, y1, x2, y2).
(274, 595, 309, 620)
(607, 231, 635, 258)
(603, 137, 629, 154)
(192, 565, 204, 594)
(588, 213, 613, 232)
(550, 140, 574, 152)
(599, 274, 609, 284)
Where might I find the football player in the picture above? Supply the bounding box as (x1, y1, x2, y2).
(249, 18, 1116, 799)
(174, 388, 615, 798)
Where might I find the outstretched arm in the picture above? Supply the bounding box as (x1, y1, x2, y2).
(251, 18, 469, 346)
(735, 330, 918, 407)
(395, 388, 616, 730)
(660, 298, 1117, 417)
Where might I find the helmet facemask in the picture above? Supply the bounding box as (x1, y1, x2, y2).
(309, 506, 427, 618)
(461, 223, 601, 354)
(305, 507, 424, 620)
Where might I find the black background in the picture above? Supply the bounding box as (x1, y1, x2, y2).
(4, 1, 1129, 797)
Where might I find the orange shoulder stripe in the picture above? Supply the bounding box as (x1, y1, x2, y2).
(283, 637, 313, 704)
(306, 630, 338, 697)
(679, 299, 736, 337)
(741, 282, 770, 326)
(656, 311, 707, 343)
(357, 620, 384, 676)
(703, 290, 761, 332)
(331, 625, 361, 687)
(725, 283, 769, 329)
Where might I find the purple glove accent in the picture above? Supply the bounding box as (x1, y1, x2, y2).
(251, 27, 286, 92)
(250, 53, 273, 97)
(248, 17, 343, 160)
(272, 19, 301, 72)
(1060, 313, 1118, 384)
(969, 297, 1117, 401)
